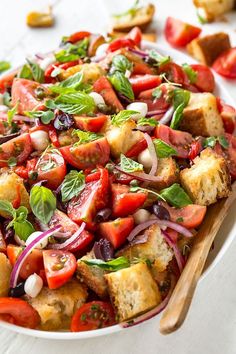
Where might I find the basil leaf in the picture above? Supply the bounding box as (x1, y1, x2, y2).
(7, 101, 19, 125)
(130, 185, 165, 201)
(7, 156, 17, 167)
(120, 154, 143, 173)
(111, 55, 133, 74)
(218, 136, 229, 149)
(111, 110, 138, 127)
(61, 170, 85, 202)
(45, 99, 57, 110)
(18, 64, 33, 80)
(25, 110, 54, 124)
(152, 87, 162, 99)
(55, 39, 88, 63)
(60, 71, 83, 89)
(137, 117, 159, 127)
(3, 92, 11, 107)
(26, 60, 44, 83)
(55, 92, 95, 114)
(15, 206, 29, 221)
(153, 139, 177, 158)
(182, 64, 197, 84)
(148, 50, 171, 66)
(0, 61, 11, 73)
(173, 89, 190, 109)
(203, 136, 229, 149)
(14, 220, 35, 241)
(109, 72, 134, 100)
(0, 200, 15, 218)
(83, 256, 130, 271)
(160, 183, 192, 208)
(72, 130, 103, 145)
(170, 102, 185, 129)
(30, 185, 56, 224)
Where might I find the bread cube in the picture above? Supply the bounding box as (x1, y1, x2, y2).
(180, 148, 231, 206)
(187, 32, 231, 66)
(105, 262, 161, 322)
(77, 251, 108, 298)
(193, 0, 235, 22)
(181, 93, 224, 137)
(59, 63, 105, 82)
(0, 253, 11, 297)
(153, 157, 179, 190)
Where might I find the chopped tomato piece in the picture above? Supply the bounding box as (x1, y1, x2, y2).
(165, 17, 201, 47)
(71, 301, 116, 332)
(67, 31, 91, 44)
(44, 60, 82, 83)
(111, 184, 147, 217)
(225, 134, 236, 180)
(190, 64, 215, 92)
(85, 171, 101, 183)
(0, 133, 32, 167)
(158, 62, 188, 85)
(129, 75, 162, 95)
(93, 77, 123, 112)
(126, 27, 142, 46)
(133, 62, 153, 75)
(188, 139, 203, 160)
(125, 138, 148, 157)
(212, 48, 236, 79)
(74, 114, 108, 132)
(107, 38, 135, 53)
(216, 98, 236, 134)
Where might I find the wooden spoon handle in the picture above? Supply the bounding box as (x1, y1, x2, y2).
(159, 182, 236, 335)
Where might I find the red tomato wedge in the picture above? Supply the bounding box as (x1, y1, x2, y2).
(11, 78, 45, 114)
(165, 17, 201, 47)
(133, 62, 153, 75)
(212, 48, 236, 79)
(126, 27, 142, 46)
(0, 298, 40, 329)
(67, 168, 109, 229)
(74, 114, 108, 132)
(226, 134, 236, 180)
(0, 69, 18, 93)
(111, 184, 147, 217)
(67, 31, 91, 44)
(188, 139, 203, 160)
(216, 98, 236, 134)
(60, 137, 110, 170)
(43, 250, 77, 289)
(129, 75, 162, 95)
(0, 133, 32, 167)
(99, 216, 134, 249)
(124, 137, 147, 157)
(107, 38, 135, 53)
(160, 202, 207, 229)
(190, 64, 215, 92)
(158, 62, 188, 85)
(71, 301, 116, 332)
(93, 77, 123, 112)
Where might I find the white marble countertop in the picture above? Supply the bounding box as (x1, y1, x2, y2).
(0, 1, 235, 353)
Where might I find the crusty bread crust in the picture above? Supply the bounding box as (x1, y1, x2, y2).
(0, 253, 11, 297)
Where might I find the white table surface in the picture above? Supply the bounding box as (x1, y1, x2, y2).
(0, 1, 236, 353)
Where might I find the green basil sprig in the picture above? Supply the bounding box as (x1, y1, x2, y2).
(159, 183, 192, 208)
(120, 154, 143, 173)
(30, 185, 56, 224)
(153, 139, 177, 158)
(111, 110, 138, 127)
(61, 170, 85, 202)
(111, 54, 133, 74)
(72, 130, 103, 145)
(83, 256, 130, 271)
(109, 71, 134, 100)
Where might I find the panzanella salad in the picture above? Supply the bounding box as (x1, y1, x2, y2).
(0, 27, 235, 332)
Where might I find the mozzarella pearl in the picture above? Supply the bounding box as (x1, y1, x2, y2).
(25, 231, 48, 249)
(133, 209, 151, 225)
(89, 92, 105, 106)
(24, 273, 43, 298)
(95, 43, 109, 58)
(30, 130, 50, 151)
(126, 102, 148, 120)
(39, 56, 56, 71)
(138, 148, 153, 170)
(0, 105, 8, 112)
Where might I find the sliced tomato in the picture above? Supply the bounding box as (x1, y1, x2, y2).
(7, 244, 44, 280)
(0, 298, 40, 329)
(190, 64, 215, 92)
(113, 171, 134, 185)
(11, 78, 45, 114)
(74, 114, 108, 132)
(93, 77, 123, 112)
(85, 170, 101, 183)
(0, 69, 18, 93)
(71, 301, 116, 332)
(99, 217, 134, 249)
(165, 17, 201, 47)
(155, 125, 192, 158)
(129, 75, 162, 95)
(188, 139, 203, 160)
(44, 60, 82, 83)
(33, 152, 66, 190)
(111, 184, 147, 217)
(212, 48, 236, 79)
(0, 229, 6, 253)
(0, 133, 32, 167)
(160, 202, 207, 229)
(60, 137, 110, 170)
(126, 27, 142, 46)
(67, 168, 109, 229)
(67, 31, 91, 44)
(138, 86, 170, 112)
(107, 38, 135, 53)
(125, 138, 148, 157)
(43, 249, 76, 289)
(216, 98, 236, 134)
(133, 62, 153, 75)
(158, 62, 188, 85)
(226, 134, 236, 180)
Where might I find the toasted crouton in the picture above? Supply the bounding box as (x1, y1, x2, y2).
(0, 170, 30, 217)
(117, 224, 173, 272)
(59, 63, 105, 82)
(180, 148, 231, 206)
(77, 251, 108, 298)
(27, 279, 87, 331)
(105, 262, 161, 322)
(0, 253, 11, 297)
(193, 0, 235, 22)
(187, 32, 231, 66)
(181, 93, 224, 137)
(152, 157, 179, 190)
(111, 3, 155, 32)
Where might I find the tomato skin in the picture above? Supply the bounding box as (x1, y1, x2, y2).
(74, 114, 108, 132)
(216, 98, 236, 134)
(107, 38, 135, 53)
(0, 298, 40, 329)
(44, 60, 81, 83)
(0, 133, 32, 167)
(225, 134, 236, 180)
(190, 64, 215, 92)
(133, 62, 153, 75)
(93, 77, 123, 112)
(14, 166, 28, 180)
(188, 140, 203, 160)
(129, 75, 162, 95)
(67, 31, 91, 44)
(0, 70, 18, 93)
(126, 27, 142, 46)
(43, 250, 77, 289)
(85, 171, 101, 183)
(111, 184, 147, 217)
(60, 137, 110, 170)
(71, 301, 116, 332)
(158, 62, 188, 85)
(125, 138, 148, 157)
(99, 217, 134, 249)
(212, 48, 236, 79)
(165, 17, 201, 47)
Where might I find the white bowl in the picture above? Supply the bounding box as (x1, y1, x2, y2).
(0, 41, 235, 340)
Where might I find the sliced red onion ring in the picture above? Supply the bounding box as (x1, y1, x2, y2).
(48, 222, 86, 250)
(121, 275, 176, 328)
(127, 219, 159, 242)
(114, 165, 163, 183)
(144, 133, 158, 176)
(158, 106, 174, 125)
(162, 230, 185, 273)
(10, 225, 61, 288)
(137, 125, 155, 133)
(0, 112, 34, 123)
(128, 48, 148, 58)
(146, 109, 167, 117)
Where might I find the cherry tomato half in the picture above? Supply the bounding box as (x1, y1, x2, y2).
(164, 17, 201, 47)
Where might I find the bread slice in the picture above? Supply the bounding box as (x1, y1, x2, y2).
(193, 0, 235, 22)
(187, 32, 231, 66)
(105, 262, 161, 322)
(181, 93, 224, 137)
(153, 157, 179, 190)
(180, 148, 231, 205)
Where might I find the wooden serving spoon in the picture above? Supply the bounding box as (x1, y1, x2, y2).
(160, 182, 236, 334)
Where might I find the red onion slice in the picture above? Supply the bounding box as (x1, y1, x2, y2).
(48, 222, 86, 250)
(128, 48, 148, 58)
(162, 230, 185, 273)
(114, 165, 163, 183)
(144, 133, 158, 176)
(10, 225, 61, 288)
(146, 109, 167, 117)
(155, 219, 193, 238)
(127, 219, 159, 242)
(158, 106, 174, 125)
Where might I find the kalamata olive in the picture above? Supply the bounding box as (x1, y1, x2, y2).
(145, 56, 157, 66)
(93, 239, 114, 261)
(153, 204, 170, 220)
(9, 282, 25, 298)
(53, 113, 74, 131)
(94, 208, 112, 223)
